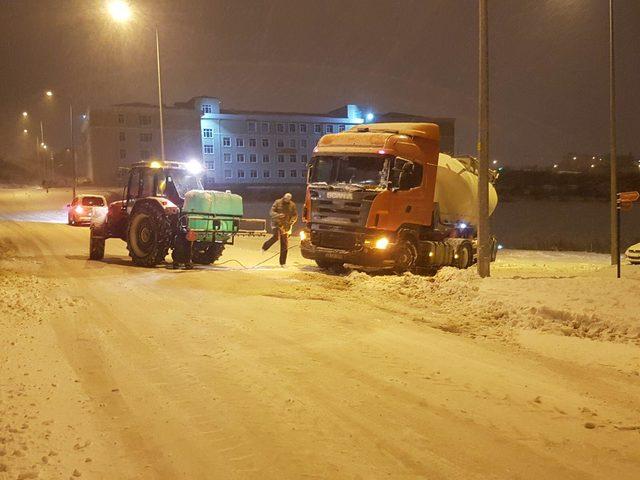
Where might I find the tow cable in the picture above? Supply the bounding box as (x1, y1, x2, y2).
(209, 241, 301, 270)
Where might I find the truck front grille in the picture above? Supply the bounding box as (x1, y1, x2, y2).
(311, 231, 356, 250)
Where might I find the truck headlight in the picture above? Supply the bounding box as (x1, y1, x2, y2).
(374, 237, 389, 250)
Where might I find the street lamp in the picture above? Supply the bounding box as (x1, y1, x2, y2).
(22, 111, 28, 118)
(45, 90, 78, 197)
(45, 90, 53, 97)
(108, 0, 166, 162)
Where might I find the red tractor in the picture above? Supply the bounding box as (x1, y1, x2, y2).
(89, 160, 243, 267)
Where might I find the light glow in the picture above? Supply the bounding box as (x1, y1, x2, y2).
(374, 237, 389, 250)
(365, 112, 375, 122)
(186, 159, 204, 175)
(299, 230, 307, 241)
(497, 244, 504, 250)
(377, 149, 386, 155)
(107, 0, 132, 22)
(458, 222, 467, 230)
(45, 90, 53, 97)
(23, 129, 28, 134)
(149, 161, 162, 169)
(22, 111, 28, 118)
(74, 206, 84, 214)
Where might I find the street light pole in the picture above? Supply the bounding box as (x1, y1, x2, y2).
(609, 0, 618, 266)
(155, 25, 166, 162)
(70, 103, 77, 198)
(477, 0, 491, 278)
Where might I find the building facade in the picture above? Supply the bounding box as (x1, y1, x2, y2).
(81, 97, 455, 185)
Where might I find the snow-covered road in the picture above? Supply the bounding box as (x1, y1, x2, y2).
(1, 187, 639, 480)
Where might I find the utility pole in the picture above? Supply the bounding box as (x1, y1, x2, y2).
(155, 26, 166, 162)
(477, 0, 491, 277)
(609, 0, 618, 265)
(70, 104, 77, 198)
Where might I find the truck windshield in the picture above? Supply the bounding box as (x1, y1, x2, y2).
(309, 155, 388, 187)
(164, 169, 203, 198)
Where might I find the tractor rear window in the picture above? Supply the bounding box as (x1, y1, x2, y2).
(81, 196, 105, 206)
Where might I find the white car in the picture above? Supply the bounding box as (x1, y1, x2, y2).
(67, 194, 107, 226)
(625, 242, 640, 264)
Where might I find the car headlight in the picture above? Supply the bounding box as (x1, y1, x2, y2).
(374, 237, 389, 250)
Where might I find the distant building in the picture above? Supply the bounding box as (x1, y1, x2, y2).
(80, 97, 456, 185)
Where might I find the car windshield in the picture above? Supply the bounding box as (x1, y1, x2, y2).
(81, 196, 104, 206)
(309, 155, 388, 188)
(165, 169, 203, 198)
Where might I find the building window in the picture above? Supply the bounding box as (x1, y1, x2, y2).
(288, 139, 296, 148)
(261, 138, 269, 148)
(338, 124, 346, 132)
(249, 138, 257, 147)
(288, 123, 296, 133)
(249, 153, 257, 163)
(289, 154, 297, 163)
(250, 169, 258, 178)
(140, 133, 152, 142)
(118, 114, 125, 124)
(247, 121, 257, 133)
(325, 124, 334, 133)
(224, 153, 232, 163)
(222, 136, 231, 147)
(278, 170, 285, 178)
(140, 150, 150, 160)
(203, 128, 213, 138)
(224, 169, 232, 179)
(203, 144, 214, 154)
(201, 104, 212, 114)
(119, 131, 125, 142)
(290, 170, 297, 178)
(262, 154, 270, 163)
(277, 138, 284, 148)
(119, 149, 126, 159)
(314, 124, 322, 134)
(139, 115, 151, 126)
(236, 137, 244, 147)
(205, 161, 215, 170)
(300, 139, 307, 148)
(263, 170, 270, 178)
(299, 123, 307, 133)
(276, 123, 285, 133)
(261, 122, 269, 133)
(277, 154, 285, 163)
(301, 154, 308, 163)
(237, 153, 245, 163)
(238, 170, 245, 178)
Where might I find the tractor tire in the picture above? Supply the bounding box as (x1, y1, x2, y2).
(455, 241, 473, 269)
(126, 203, 171, 267)
(315, 259, 344, 271)
(89, 227, 105, 260)
(191, 243, 225, 265)
(393, 237, 419, 274)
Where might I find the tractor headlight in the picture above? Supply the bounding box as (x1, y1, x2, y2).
(374, 237, 389, 250)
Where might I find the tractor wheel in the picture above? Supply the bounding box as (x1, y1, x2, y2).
(191, 243, 225, 265)
(455, 242, 473, 269)
(126, 203, 171, 267)
(89, 227, 105, 260)
(393, 237, 419, 274)
(315, 259, 344, 271)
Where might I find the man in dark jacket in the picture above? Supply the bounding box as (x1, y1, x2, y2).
(261, 193, 298, 266)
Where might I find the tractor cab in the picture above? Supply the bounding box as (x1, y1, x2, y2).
(123, 160, 203, 209)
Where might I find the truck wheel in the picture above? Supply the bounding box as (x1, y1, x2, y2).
(127, 203, 171, 267)
(191, 243, 225, 265)
(455, 242, 473, 269)
(315, 259, 344, 270)
(89, 228, 105, 260)
(394, 238, 418, 274)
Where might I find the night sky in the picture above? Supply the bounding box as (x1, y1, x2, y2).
(1, 0, 639, 167)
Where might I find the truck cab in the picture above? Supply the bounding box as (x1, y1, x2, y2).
(300, 122, 497, 272)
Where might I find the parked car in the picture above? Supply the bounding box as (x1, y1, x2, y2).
(67, 194, 107, 226)
(625, 242, 640, 264)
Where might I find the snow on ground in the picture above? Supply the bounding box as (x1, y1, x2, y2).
(1, 187, 640, 479)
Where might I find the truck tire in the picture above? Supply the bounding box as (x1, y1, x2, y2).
(127, 203, 171, 267)
(191, 243, 225, 265)
(315, 259, 344, 270)
(394, 238, 419, 274)
(455, 242, 473, 269)
(89, 227, 105, 260)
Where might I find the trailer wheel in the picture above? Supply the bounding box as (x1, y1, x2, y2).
(127, 203, 171, 267)
(191, 243, 225, 265)
(455, 242, 473, 269)
(89, 227, 105, 260)
(394, 238, 419, 274)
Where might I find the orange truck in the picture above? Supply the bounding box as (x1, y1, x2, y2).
(300, 122, 498, 272)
